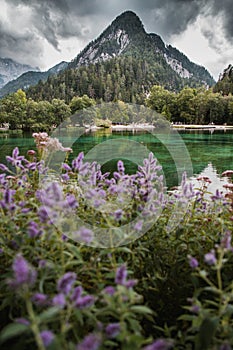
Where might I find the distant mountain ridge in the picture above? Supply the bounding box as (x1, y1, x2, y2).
(0, 61, 68, 97)
(0, 57, 39, 89)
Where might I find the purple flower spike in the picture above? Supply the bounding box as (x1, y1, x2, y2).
(143, 339, 173, 350)
(27, 221, 41, 238)
(31, 293, 48, 306)
(204, 250, 217, 265)
(113, 209, 123, 220)
(117, 160, 125, 174)
(62, 163, 71, 171)
(75, 295, 95, 309)
(15, 318, 30, 326)
(0, 163, 9, 172)
(53, 293, 66, 308)
(76, 333, 101, 350)
(124, 279, 137, 288)
(9, 254, 37, 288)
(40, 330, 54, 347)
(71, 286, 83, 303)
(188, 255, 199, 269)
(57, 272, 77, 295)
(105, 323, 120, 338)
(115, 265, 127, 285)
(103, 286, 115, 296)
(220, 232, 232, 251)
(66, 194, 78, 209)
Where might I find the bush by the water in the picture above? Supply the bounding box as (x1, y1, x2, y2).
(1, 134, 233, 349)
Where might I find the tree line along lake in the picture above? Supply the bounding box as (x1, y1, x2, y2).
(1, 128, 233, 189)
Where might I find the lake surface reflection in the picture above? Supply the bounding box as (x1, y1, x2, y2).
(1, 128, 233, 189)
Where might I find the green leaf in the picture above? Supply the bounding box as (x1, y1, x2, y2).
(178, 314, 195, 321)
(38, 306, 61, 322)
(196, 317, 219, 350)
(0, 323, 29, 343)
(130, 305, 153, 315)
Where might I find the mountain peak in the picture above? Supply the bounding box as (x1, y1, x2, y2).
(109, 10, 145, 36)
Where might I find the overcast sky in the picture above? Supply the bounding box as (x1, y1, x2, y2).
(0, 0, 232, 80)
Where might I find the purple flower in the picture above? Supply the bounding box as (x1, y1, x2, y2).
(40, 330, 54, 347)
(75, 227, 93, 243)
(204, 250, 217, 265)
(71, 286, 83, 303)
(66, 194, 78, 209)
(75, 295, 95, 309)
(62, 173, 70, 181)
(115, 265, 127, 285)
(13, 147, 19, 159)
(113, 171, 121, 180)
(9, 254, 37, 288)
(220, 232, 232, 251)
(124, 279, 137, 288)
(38, 260, 47, 268)
(37, 206, 52, 223)
(57, 272, 77, 295)
(76, 333, 101, 350)
(15, 318, 30, 326)
(6, 147, 25, 168)
(62, 163, 71, 171)
(27, 221, 42, 238)
(31, 293, 48, 306)
(52, 293, 66, 308)
(4, 189, 16, 204)
(143, 339, 173, 350)
(72, 152, 84, 171)
(134, 220, 143, 232)
(27, 162, 37, 171)
(62, 234, 68, 241)
(188, 255, 199, 269)
(0, 163, 9, 172)
(105, 323, 120, 338)
(191, 305, 200, 314)
(117, 160, 125, 174)
(102, 286, 115, 296)
(113, 209, 123, 220)
(211, 189, 224, 201)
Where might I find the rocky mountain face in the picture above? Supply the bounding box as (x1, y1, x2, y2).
(0, 58, 39, 89)
(69, 11, 214, 87)
(213, 64, 233, 95)
(0, 61, 68, 97)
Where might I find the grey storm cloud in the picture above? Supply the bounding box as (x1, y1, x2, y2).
(3, 0, 233, 43)
(0, 19, 42, 66)
(0, 0, 232, 72)
(4, 0, 233, 45)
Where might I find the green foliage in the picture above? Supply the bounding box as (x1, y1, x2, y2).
(147, 85, 233, 124)
(95, 118, 112, 128)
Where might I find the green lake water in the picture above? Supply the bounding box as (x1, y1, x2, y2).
(1, 128, 233, 189)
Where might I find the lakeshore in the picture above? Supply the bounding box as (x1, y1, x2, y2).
(171, 124, 233, 130)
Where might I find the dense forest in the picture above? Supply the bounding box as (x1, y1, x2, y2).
(26, 56, 201, 105)
(1, 83, 233, 130)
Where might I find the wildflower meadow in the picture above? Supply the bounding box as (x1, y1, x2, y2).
(1, 132, 233, 350)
